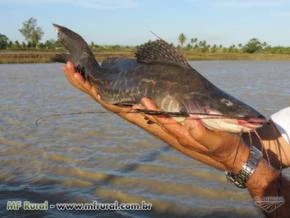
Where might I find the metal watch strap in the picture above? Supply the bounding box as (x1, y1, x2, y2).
(225, 146, 263, 189)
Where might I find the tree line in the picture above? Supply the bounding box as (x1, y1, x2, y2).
(1, 17, 290, 55)
(0, 17, 62, 50)
(0, 17, 133, 51)
(177, 33, 290, 54)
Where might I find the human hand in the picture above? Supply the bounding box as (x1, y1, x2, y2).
(62, 62, 290, 170)
(62, 61, 96, 97)
(141, 97, 290, 172)
(141, 98, 250, 173)
(62, 61, 225, 170)
(62, 61, 131, 113)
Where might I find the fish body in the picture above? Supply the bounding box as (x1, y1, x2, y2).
(53, 24, 267, 132)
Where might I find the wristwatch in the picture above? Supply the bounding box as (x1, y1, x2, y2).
(225, 146, 263, 189)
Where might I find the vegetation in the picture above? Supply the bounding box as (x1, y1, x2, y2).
(177, 34, 290, 55)
(1, 18, 290, 63)
(178, 33, 187, 47)
(0, 34, 9, 49)
(19, 17, 44, 48)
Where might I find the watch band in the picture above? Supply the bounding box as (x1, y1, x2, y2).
(225, 146, 263, 189)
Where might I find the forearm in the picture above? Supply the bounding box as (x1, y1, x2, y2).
(220, 140, 290, 217)
(247, 160, 290, 217)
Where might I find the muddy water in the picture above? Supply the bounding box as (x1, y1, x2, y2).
(0, 61, 289, 217)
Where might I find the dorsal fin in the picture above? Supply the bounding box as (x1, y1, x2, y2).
(135, 39, 191, 68)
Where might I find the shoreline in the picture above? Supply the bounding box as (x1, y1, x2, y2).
(1, 51, 290, 64)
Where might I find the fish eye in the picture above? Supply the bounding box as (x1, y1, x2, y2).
(220, 98, 233, 107)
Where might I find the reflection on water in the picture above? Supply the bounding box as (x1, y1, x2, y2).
(0, 61, 289, 217)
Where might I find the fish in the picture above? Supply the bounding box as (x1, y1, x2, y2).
(53, 24, 267, 133)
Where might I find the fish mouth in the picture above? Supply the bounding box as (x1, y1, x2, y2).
(237, 117, 267, 129)
(200, 116, 267, 133)
(197, 108, 267, 132)
(196, 106, 267, 132)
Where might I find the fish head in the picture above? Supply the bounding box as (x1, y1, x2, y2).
(199, 95, 267, 132)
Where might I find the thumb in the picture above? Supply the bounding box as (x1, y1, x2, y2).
(188, 119, 237, 151)
(141, 97, 159, 110)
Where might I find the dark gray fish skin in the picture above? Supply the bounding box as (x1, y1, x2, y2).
(54, 24, 266, 132)
(53, 24, 102, 81)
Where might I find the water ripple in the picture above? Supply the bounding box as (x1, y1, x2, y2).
(1, 62, 289, 217)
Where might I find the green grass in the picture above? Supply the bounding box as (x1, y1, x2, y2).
(1, 50, 290, 64)
(182, 51, 290, 61)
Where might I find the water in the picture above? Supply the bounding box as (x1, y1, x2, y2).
(0, 61, 289, 218)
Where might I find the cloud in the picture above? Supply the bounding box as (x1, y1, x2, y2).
(212, 0, 285, 8)
(0, 0, 137, 9)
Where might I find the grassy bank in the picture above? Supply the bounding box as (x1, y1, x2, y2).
(183, 51, 290, 61)
(0, 51, 134, 64)
(1, 50, 290, 64)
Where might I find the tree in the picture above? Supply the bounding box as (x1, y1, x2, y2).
(54, 40, 62, 49)
(38, 42, 45, 49)
(14, 41, 21, 49)
(44, 39, 54, 49)
(22, 42, 27, 48)
(211, 44, 217, 53)
(190, 38, 197, 46)
(8, 41, 13, 48)
(243, 38, 262, 53)
(228, 44, 236, 53)
(19, 17, 44, 47)
(186, 43, 192, 50)
(198, 40, 203, 48)
(0, 34, 9, 49)
(262, 41, 268, 49)
(178, 33, 187, 47)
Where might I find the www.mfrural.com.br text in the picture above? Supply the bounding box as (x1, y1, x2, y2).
(6, 200, 152, 211)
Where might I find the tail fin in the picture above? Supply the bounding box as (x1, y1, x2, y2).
(53, 24, 101, 81)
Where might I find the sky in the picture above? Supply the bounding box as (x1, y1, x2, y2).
(1, 0, 290, 46)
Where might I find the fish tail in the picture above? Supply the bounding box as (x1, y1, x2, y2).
(53, 24, 102, 82)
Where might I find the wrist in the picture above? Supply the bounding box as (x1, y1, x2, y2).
(225, 146, 263, 188)
(222, 143, 250, 174)
(247, 159, 280, 197)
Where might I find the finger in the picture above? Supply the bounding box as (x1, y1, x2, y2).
(66, 61, 75, 73)
(63, 62, 91, 93)
(73, 73, 92, 92)
(73, 71, 85, 84)
(63, 64, 79, 88)
(63, 62, 77, 84)
(140, 97, 173, 124)
(63, 62, 75, 79)
(141, 97, 186, 133)
(91, 86, 101, 101)
(141, 97, 158, 110)
(189, 119, 239, 150)
(132, 104, 145, 110)
(141, 98, 208, 153)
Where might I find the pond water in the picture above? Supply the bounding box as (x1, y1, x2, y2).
(0, 61, 289, 217)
